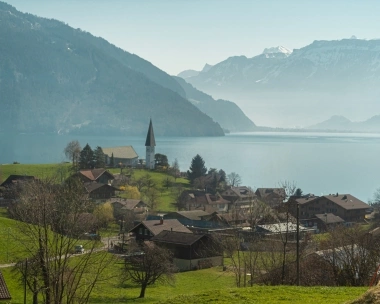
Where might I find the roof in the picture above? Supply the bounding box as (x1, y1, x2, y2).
(164, 210, 210, 221)
(102, 146, 138, 160)
(255, 188, 286, 198)
(131, 219, 192, 236)
(79, 169, 114, 181)
(315, 213, 345, 224)
(145, 119, 156, 147)
(84, 183, 116, 193)
(257, 222, 311, 234)
(296, 194, 369, 210)
(0, 272, 11, 300)
(0, 175, 36, 187)
(110, 198, 147, 210)
(183, 191, 230, 205)
(229, 186, 256, 198)
(151, 230, 206, 246)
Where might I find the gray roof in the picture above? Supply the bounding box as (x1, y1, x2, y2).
(0, 272, 11, 300)
(257, 222, 311, 234)
(110, 198, 148, 210)
(102, 146, 138, 160)
(131, 219, 192, 236)
(315, 213, 345, 224)
(151, 230, 206, 246)
(165, 210, 210, 221)
(145, 119, 156, 147)
(255, 188, 286, 198)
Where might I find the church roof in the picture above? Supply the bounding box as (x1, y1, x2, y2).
(102, 146, 138, 160)
(145, 119, 156, 147)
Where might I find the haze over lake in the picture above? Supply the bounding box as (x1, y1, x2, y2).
(1, 132, 379, 203)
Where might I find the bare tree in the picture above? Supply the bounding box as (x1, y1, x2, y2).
(227, 172, 242, 187)
(279, 180, 297, 200)
(123, 242, 176, 298)
(169, 158, 180, 181)
(64, 140, 81, 169)
(11, 177, 114, 304)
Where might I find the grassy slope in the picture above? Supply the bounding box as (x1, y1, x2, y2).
(1, 164, 189, 211)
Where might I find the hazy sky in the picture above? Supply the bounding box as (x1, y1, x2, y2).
(5, 0, 380, 75)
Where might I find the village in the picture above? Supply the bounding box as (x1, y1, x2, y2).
(0, 120, 378, 303)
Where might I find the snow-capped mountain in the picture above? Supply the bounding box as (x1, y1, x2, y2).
(177, 63, 213, 79)
(180, 39, 380, 128)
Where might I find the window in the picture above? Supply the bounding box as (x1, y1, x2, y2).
(144, 229, 149, 235)
(139, 228, 143, 235)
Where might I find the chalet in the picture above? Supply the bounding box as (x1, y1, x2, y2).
(163, 210, 228, 229)
(255, 188, 286, 208)
(180, 190, 231, 213)
(0, 272, 11, 302)
(110, 198, 149, 220)
(77, 169, 114, 184)
(151, 230, 223, 271)
(130, 219, 192, 241)
(289, 194, 370, 223)
(221, 186, 257, 210)
(102, 146, 139, 167)
(84, 183, 117, 202)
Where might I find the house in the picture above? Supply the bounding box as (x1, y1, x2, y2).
(180, 190, 231, 213)
(255, 188, 286, 207)
(151, 230, 223, 271)
(77, 169, 114, 184)
(84, 183, 117, 202)
(129, 219, 192, 241)
(221, 186, 257, 210)
(289, 194, 370, 223)
(163, 210, 228, 229)
(0, 271, 11, 302)
(0, 174, 37, 188)
(301, 213, 345, 232)
(102, 146, 139, 167)
(110, 198, 149, 220)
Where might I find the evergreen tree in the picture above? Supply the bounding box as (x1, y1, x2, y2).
(110, 153, 115, 167)
(79, 144, 94, 169)
(187, 154, 207, 184)
(94, 146, 106, 168)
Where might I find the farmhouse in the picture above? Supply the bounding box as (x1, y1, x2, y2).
(221, 186, 257, 210)
(110, 198, 149, 220)
(180, 190, 231, 213)
(130, 219, 192, 241)
(289, 194, 370, 223)
(151, 230, 223, 271)
(0, 272, 11, 302)
(84, 182, 117, 202)
(102, 146, 139, 167)
(77, 168, 115, 184)
(255, 188, 286, 207)
(163, 210, 228, 229)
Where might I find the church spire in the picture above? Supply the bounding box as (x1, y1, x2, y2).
(145, 118, 156, 147)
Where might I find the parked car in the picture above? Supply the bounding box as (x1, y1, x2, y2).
(75, 245, 84, 254)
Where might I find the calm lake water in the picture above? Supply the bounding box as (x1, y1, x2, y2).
(1, 132, 380, 202)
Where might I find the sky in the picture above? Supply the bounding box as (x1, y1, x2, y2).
(5, 0, 380, 75)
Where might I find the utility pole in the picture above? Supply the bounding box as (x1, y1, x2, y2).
(24, 258, 28, 304)
(296, 203, 300, 286)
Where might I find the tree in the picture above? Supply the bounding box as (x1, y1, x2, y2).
(154, 153, 168, 168)
(11, 177, 114, 303)
(79, 143, 94, 169)
(279, 180, 298, 200)
(110, 152, 115, 168)
(123, 242, 176, 298)
(94, 146, 106, 168)
(93, 201, 114, 228)
(169, 158, 180, 181)
(187, 154, 207, 184)
(295, 188, 303, 197)
(64, 140, 81, 169)
(227, 172, 242, 187)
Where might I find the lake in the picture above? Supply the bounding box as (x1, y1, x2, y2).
(1, 132, 380, 202)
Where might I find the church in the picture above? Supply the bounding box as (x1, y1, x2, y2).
(102, 119, 156, 169)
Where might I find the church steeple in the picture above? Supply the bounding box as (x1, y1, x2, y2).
(145, 118, 156, 147)
(145, 119, 156, 169)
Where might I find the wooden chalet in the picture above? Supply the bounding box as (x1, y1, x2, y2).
(0, 272, 11, 302)
(77, 169, 115, 184)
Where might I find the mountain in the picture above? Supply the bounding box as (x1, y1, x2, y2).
(0, 2, 224, 136)
(183, 39, 380, 128)
(307, 115, 380, 132)
(173, 77, 256, 132)
(177, 63, 213, 79)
